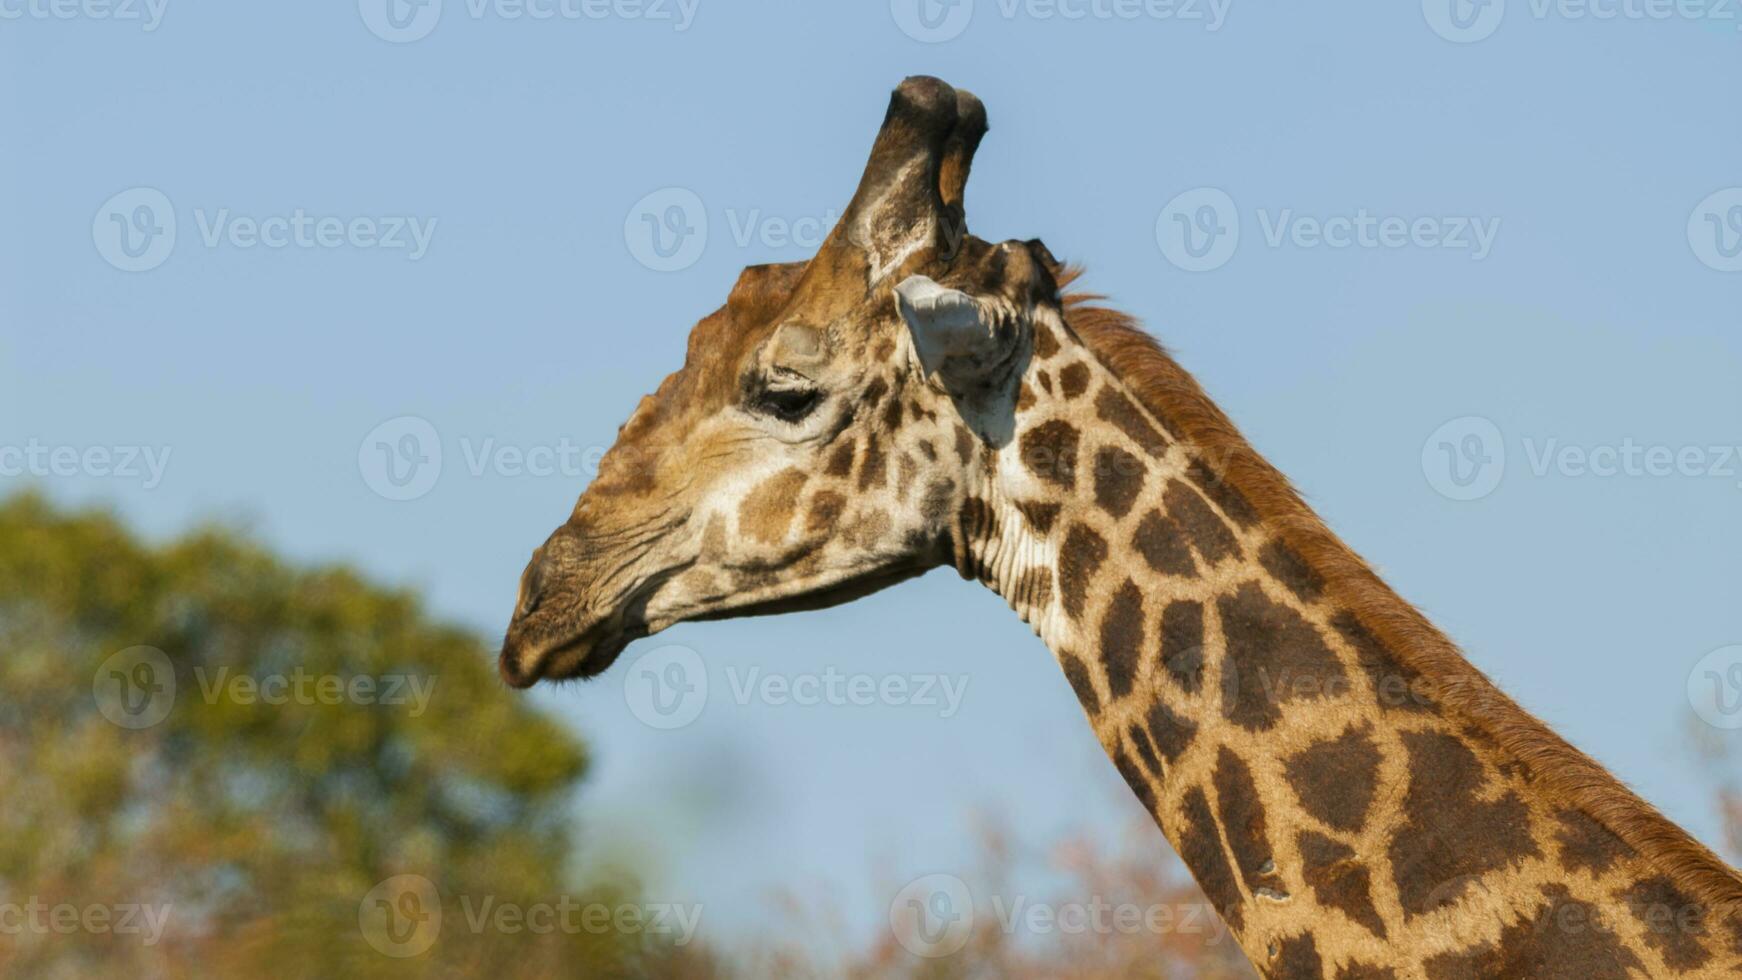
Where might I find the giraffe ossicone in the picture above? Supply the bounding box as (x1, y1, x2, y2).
(499, 77, 1742, 977)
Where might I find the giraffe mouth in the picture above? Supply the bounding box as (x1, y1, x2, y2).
(499, 613, 647, 689)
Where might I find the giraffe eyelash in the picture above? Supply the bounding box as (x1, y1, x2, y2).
(743, 374, 823, 425)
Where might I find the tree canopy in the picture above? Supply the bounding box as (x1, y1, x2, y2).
(0, 492, 710, 978)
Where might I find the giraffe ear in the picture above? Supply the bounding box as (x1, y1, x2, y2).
(893, 275, 1014, 386)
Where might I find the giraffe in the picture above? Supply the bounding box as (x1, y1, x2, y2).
(497, 77, 1742, 977)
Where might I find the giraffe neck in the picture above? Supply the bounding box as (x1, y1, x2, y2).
(957, 307, 1741, 978)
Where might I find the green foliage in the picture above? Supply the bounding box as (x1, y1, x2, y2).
(0, 493, 712, 978)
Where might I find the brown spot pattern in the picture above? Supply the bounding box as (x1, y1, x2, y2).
(1132, 510, 1197, 578)
(1218, 583, 1346, 732)
(1113, 745, 1157, 815)
(1423, 885, 1642, 980)
(1092, 446, 1145, 519)
(1158, 600, 1206, 694)
(738, 468, 808, 544)
(1033, 322, 1060, 359)
(1283, 724, 1382, 833)
(1188, 457, 1260, 527)
(1164, 481, 1242, 564)
(863, 376, 889, 408)
(1020, 420, 1080, 489)
(805, 490, 846, 533)
(1057, 524, 1107, 621)
(1016, 500, 1060, 535)
(1331, 611, 1436, 714)
(1059, 651, 1100, 714)
(1553, 809, 1635, 876)
(1260, 540, 1324, 602)
(881, 391, 906, 430)
(1212, 747, 1277, 889)
(1059, 361, 1091, 399)
(1127, 724, 1162, 776)
(953, 424, 974, 464)
(825, 439, 856, 478)
(1177, 786, 1244, 933)
(1269, 933, 1323, 979)
(1618, 876, 1710, 971)
(1144, 698, 1195, 764)
(1298, 831, 1387, 939)
(1389, 730, 1539, 918)
(1098, 579, 1146, 699)
(1094, 386, 1170, 457)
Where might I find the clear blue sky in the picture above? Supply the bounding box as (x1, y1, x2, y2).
(4, 0, 1739, 954)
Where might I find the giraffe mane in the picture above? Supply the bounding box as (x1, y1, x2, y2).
(1055, 265, 1742, 919)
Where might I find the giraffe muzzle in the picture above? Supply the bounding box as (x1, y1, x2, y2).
(498, 532, 651, 688)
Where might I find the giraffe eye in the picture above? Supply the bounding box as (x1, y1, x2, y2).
(753, 385, 821, 424)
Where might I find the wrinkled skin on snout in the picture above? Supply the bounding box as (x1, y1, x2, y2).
(500, 77, 1060, 687)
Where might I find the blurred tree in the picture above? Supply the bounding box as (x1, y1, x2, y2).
(744, 813, 1254, 979)
(0, 492, 719, 978)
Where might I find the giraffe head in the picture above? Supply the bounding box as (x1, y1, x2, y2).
(500, 77, 1063, 687)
